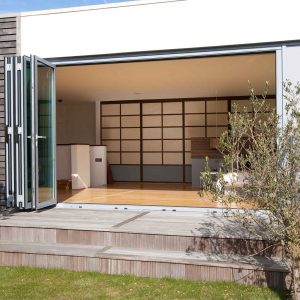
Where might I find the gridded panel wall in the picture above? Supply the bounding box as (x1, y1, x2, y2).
(184, 99, 229, 169)
(142, 101, 184, 182)
(101, 103, 141, 181)
(101, 97, 275, 183)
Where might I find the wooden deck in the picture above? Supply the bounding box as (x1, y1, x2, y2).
(0, 208, 288, 288)
(0, 208, 289, 289)
(57, 182, 240, 208)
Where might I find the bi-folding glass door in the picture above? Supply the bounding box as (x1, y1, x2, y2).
(5, 55, 56, 210)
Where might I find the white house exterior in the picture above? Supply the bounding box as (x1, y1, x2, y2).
(1, 0, 300, 210)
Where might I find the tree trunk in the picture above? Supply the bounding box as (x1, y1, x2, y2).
(286, 252, 300, 300)
(294, 265, 300, 300)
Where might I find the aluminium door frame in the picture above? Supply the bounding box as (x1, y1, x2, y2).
(31, 55, 57, 210)
(4, 55, 56, 210)
(15, 56, 28, 209)
(5, 56, 32, 209)
(4, 57, 15, 207)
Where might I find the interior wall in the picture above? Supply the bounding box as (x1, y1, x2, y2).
(56, 102, 96, 145)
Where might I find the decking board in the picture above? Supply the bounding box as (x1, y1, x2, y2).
(0, 241, 289, 289)
(0, 209, 283, 257)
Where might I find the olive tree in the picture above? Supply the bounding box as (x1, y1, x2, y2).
(201, 81, 300, 299)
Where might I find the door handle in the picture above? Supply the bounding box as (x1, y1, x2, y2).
(27, 136, 47, 139)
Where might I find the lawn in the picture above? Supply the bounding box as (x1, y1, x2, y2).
(0, 266, 284, 300)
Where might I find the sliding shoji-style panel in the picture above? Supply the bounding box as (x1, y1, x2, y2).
(162, 101, 184, 166)
(101, 96, 275, 183)
(184, 100, 206, 169)
(101, 102, 141, 181)
(142, 102, 163, 168)
(141, 101, 185, 182)
(184, 99, 230, 166)
(120, 103, 141, 165)
(101, 103, 141, 166)
(101, 103, 121, 165)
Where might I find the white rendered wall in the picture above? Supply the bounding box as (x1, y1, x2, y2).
(285, 46, 300, 84)
(20, 0, 300, 58)
(56, 102, 96, 145)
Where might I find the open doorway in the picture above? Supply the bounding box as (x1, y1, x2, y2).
(55, 52, 276, 208)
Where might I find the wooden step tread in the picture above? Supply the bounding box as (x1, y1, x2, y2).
(0, 208, 266, 240)
(0, 241, 288, 272)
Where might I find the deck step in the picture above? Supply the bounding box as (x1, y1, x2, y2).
(0, 224, 283, 258)
(0, 241, 289, 289)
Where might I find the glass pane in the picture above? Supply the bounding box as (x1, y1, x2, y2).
(121, 103, 140, 115)
(163, 115, 182, 126)
(163, 153, 183, 165)
(143, 153, 162, 164)
(231, 100, 252, 112)
(163, 102, 182, 114)
(185, 127, 205, 138)
(206, 100, 228, 113)
(121, 152, 140, 164)
(102, 116, 120, 127)
(121, 116, 140, 127)
(185, 152, 192, 165)
(207, 127, 227, 137)
(122, 140, 140, 151)
(206, 114, 228, 126)
(121, 128, 140, 139)
(143, 115, 161, 127)
(185, 114, 205, 126)
(102, 104, 120, 115)
(107, 152, 120, 164)
(185, 101, 205, 113)
(163, 140, 183, 151)
(143, 128, 161, 139)
(143, 102, 161, 114)
(102, 128, 120, 139)
(143, 140, 162, 151)
(163, 127, 182, 139)
(37, 62, 55, 203)
(185, 140, 191, 151)
(102, 140, 120, 151)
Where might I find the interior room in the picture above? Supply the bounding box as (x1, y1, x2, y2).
(55, 52, 276, 208)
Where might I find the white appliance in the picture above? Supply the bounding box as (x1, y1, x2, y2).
(71, 144, 90, 189)
(56, 145, 71, 180)
(90, 146, 107, 187)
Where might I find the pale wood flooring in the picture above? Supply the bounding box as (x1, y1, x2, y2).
(57, 182, 238, 208)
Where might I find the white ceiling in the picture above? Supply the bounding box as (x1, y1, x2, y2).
(56, 53, 276, 103)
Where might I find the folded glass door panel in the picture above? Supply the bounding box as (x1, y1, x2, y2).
(5, 55, 56, 210)
(31, 56, 56, 209)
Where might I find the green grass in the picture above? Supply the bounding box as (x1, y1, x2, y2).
(0, 266, 284, 300)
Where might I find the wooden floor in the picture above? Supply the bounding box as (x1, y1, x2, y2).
(57, 182, 239, 208)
